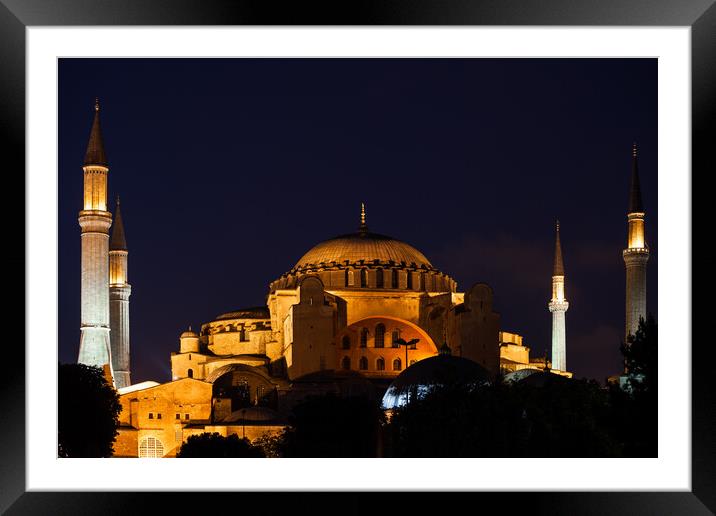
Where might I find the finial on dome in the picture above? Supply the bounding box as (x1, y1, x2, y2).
(188, 325, 192, 332)
(95, 97, 100, 112)
(359, 202, 368, 233)
(632, 141, 637, 157)
(556, 219, 560, 232)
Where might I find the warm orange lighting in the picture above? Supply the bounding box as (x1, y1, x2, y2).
(83, 166, 108, 211)
(109, 251, 128, 285)
(627, 214, 646, 249)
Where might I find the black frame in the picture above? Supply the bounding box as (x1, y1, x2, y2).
(2, 1, 711, 513)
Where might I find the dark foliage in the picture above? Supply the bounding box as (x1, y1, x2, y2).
(177, 432, 265, 458)
(387, 377, 619, 457)
(611, 314, 658, 456)
(279, 394, 384, 457)
(58, 363, 121, 457)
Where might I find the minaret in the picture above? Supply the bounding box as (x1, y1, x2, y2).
(77, 98, 114, 376)
(109, 196, 132, 388)
(623, 142, 649, 342)
(548, 220, 569, 372)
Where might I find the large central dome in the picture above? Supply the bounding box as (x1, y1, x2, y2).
(269, 205, 457, 294)
(294, 231, 433, 269)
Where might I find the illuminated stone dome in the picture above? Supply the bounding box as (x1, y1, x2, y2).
(270, 206, 457, 293)
(295, 231, 433, 269)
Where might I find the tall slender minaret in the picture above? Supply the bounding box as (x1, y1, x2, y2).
(77, 98, 113, 374)
(623, 142, 649, 342)
(109, 197, 132, 388)
(548, 220, 569, 372)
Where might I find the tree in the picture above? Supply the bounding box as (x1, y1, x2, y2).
(621, 314, 658, 397)
(613, 314, 658, 456)
(279, 394, 384, 457)
(387, 377, 620, 458)
(58, 363, 121, 457)
(177, 432, 265, 458)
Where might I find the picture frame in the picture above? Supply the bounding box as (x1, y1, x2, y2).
(3, 0, 711, 512)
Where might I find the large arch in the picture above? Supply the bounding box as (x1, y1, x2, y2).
(334, 316, 438, 378)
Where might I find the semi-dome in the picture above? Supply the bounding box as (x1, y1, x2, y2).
(381, 354, 491, 409)
(295, 231, 433, 270)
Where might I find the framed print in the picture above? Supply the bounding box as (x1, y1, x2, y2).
(3, 0, 712, 513)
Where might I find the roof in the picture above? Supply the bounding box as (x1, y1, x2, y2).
(84, 99, 108, 167)
(215, 306, 270, 321)
(294, 231, 433, 269)
(553, 221, 565, 276)
(110, 197, 127, 251)
(222, 406, 285, 424)
(117, 381, 161, 395)
(628, 143, 644, 213)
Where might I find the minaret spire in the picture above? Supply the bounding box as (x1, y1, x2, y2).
(628, 142, 644, 214)
(548, 220, 569, 373)
(84, 97, 108, 167)
(359, 202, 368, 234)
(110, 196, 128, 251)
(623, 141, 649, 345)
(553, 219, 565, 276)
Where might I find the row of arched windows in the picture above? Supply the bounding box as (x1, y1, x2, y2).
(344, 268, 445, 290)
(341, 356, 402, 372)
(343, 325, 406, 349)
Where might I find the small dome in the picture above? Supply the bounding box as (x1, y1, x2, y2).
(382, 354, 491, 409)
(294, 231, 433, 270)
(180, 330, 198, 339)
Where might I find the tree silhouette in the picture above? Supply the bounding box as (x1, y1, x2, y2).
(177, 432, 265, 458)
(612, 314, 658, 456)
(58, 363, 121, 457)
(280, 394, 384, 457)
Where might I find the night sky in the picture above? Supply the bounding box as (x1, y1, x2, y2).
(58, 58, 657, 384)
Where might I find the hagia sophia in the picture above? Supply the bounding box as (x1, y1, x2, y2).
(73, 101, 649, 458)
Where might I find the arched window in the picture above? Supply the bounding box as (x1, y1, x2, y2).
(375, 324, 385, 348)
(391, 330, 400, 348)
(360, 328, 368, 348)
(391, 269, 398, 288)
(376, 268, 384, 288)
(407, 272, 413, 289)
(359, 357, 368, 370)
(393, 358, 402, 371)
(187, 368, 193, 378)
(346, 269, 354, 286)
(360, 268, 367, 288)
(139, 437, 164, 458)
(341, 356, 351, 370)
(342, 335, 351, 349)
(377, 358, 385, 371)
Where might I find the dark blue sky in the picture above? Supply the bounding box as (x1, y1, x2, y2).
(58, 58, 657, 383)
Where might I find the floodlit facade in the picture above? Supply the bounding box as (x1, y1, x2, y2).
(71, 102, 627, 458)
